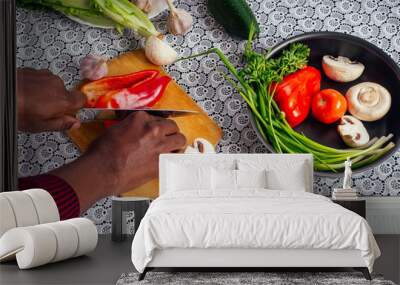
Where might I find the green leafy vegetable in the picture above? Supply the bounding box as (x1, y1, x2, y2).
(17, 0, 119, 29)
(17, 0, 159, 37)
(91, 0, 159, 37)
(178, 25, 395, 172)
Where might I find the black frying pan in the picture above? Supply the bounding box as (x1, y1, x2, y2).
(250, 32, 400, 177)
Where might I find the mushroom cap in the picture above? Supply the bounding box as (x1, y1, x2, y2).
(346, 82, 391, 121)
(322, 55, 364, 82)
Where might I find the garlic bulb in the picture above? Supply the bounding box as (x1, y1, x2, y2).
(184, 138, 216, 154)
(134, 0, 169, 18)
(166, 0, 193, 35)
(145, 36, 178, 65)
(80, 54, 108, 80)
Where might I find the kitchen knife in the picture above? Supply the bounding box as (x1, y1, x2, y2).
(83, 108, 199, 120)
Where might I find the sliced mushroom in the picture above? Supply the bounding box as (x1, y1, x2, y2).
(322, 55, 364, 82)
(184, 138, 216, 154)
(346, 82, 391, 121)
(337, 115, 370, 147)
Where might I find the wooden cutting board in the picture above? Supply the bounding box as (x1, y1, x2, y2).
(68, 50, 222, 198)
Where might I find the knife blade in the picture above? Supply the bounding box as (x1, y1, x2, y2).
(83, 108, 199, 120)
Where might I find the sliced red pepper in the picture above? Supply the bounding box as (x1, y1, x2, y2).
(94, 76, 171, 109)
(82, 70, 159, 107)
(272, 66, 321, 128)
(103, 120, 119, 129)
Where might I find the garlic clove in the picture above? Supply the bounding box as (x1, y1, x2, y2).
(145, 36, 178, 65)
(167, 8, 193, 35)
(322, 55, 364, 82)
(80, 54, 108, 81)
(337, 115, 370, 147)
(346, 82, 391, 121)
(134, 0, 169, 18)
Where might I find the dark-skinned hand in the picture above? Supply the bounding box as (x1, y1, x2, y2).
(17, 68, 86, 132)
(51, 111, 187, 212)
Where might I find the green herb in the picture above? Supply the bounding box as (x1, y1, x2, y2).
(178, 25, 395, 172)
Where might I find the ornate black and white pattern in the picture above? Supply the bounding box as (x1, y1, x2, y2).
(16, 0, 400, 232)
(117, 271, 395, 285)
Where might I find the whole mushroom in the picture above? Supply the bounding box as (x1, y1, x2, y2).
(337, 115, 370, 148)
(322, 55, 364, 82)
(346, 82, 391, 121)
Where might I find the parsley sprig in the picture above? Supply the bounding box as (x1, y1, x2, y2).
(240, 31, 310, 87)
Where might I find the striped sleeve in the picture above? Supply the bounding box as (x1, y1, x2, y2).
(18, 174, 80, 220)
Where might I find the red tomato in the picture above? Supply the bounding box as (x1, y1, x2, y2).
(274, 66, 321, 128)
(311, 89, 347, 124)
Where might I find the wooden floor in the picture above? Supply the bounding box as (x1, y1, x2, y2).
(0, 235, 398, 284)
(374, 235, 400, 284)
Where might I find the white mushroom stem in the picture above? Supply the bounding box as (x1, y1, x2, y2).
(346, 82, 391, 121)
(322, 55, 364, 82)
(337, 115, 370, 148)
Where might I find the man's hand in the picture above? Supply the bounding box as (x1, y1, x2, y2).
(17, 68, 86, 132)
(51, 111, 186, 211)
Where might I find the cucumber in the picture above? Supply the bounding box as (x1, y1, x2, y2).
(207, 0, 260, 39)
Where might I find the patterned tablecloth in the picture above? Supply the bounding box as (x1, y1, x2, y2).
(16, 0, 400, 232)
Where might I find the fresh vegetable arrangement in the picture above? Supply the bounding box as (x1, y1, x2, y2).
(179, 26, 395, 171)
(17, 0, 193, 66)
(81, 70, 171, 109)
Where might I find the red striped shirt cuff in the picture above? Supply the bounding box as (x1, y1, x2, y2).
(18, 174, 80, 220)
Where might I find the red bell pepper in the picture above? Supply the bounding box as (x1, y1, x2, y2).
(94, 76, 171, 109)
(103, 120, 119, 129)
(272, 66, 321, 128)
(82, 70, 159, 107)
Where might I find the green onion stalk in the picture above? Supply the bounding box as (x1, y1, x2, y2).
(177, 25, 395, 172)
